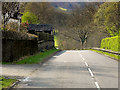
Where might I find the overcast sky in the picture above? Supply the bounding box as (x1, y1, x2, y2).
(0, 0, 119, 2)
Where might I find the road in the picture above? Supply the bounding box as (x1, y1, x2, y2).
(2, 50, 118, 89)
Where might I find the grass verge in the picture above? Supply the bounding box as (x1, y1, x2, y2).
(2, 49, 59, 64)
(90, 49, 120, 60)
(0, 76, 17, 89)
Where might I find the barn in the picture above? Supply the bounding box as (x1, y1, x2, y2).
(27, 24, 54, 35)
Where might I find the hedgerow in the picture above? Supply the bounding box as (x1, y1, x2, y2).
(101, 36, 120, 52)
(2, 30, 38, 40)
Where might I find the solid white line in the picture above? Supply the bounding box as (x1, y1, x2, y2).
(88, 68, 94, 77)
(95, 82, 100, 89)
(85, 62, 89, 67)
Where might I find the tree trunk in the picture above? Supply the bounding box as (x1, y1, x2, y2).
(81, 42, 84, 50)
(3, 15, 5, 30)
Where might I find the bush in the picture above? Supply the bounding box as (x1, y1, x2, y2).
(101, 36, 120, 52)
(2, 30, 38, 40)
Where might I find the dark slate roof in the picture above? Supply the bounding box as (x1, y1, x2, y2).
(28, 24, 53, 32)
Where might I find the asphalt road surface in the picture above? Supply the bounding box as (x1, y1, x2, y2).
(13, 50, 118, 89)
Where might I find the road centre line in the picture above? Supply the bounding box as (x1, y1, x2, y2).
(95, 82, 100, 89)
(85, 62, 89, 67)
(80, 53, 101, 89)
(88, 68, 94, 77)
(80, 54, 83, 58)
(79, 54, 94, 77)
(80, 54, 85, 61)
(82, 57, 85, 61)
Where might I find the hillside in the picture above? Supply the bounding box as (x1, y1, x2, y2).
(50, 2, 102, 12)
(50, 2, 85, 11)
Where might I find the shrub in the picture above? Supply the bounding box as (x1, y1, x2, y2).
(101, 36, 120, 52)
(2, 30, 38, 40)
(0, 22, 19, 31)
(1, 21, 28, 33)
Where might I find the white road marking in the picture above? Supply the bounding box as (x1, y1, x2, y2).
(82, 57, 85, 61)
(80, 53, 100, 89)
(53, 56, 56, 57)
(79, 54, 85, 61)
(88, 68, 94, 77)
(95, 82, 100, 89)
(43, 64, 48, 66)
(23, 77, 30, 82)
(85, 62, 89, 67)
(81, 56, 83, 58)
(79, 54, 83, 58)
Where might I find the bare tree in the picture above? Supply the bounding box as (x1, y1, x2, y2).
(64, 3, 98, 49)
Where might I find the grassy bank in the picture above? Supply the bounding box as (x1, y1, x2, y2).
(2, 49, 59, 64)
(0, 76, 17, 89)
(90, 49, 120, 60)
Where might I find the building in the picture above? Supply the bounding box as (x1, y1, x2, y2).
(27, 24, 54, 35)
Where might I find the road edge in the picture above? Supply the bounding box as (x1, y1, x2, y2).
(39, 50, 62, 65)
(6, 50, 62, 89)
(90, 50, 119, 61)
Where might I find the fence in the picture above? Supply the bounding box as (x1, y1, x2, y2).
(2, 30, 55, 62)
(2, 30, 38, 62)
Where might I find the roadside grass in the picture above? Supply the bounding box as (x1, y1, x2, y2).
(90, 49, 120, 60)
(0, 76, 17, 89)
(2, 49, 59, 64)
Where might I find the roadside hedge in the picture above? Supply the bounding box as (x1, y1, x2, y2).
(100, 36, 120, 52)
(2, 30, 38, 40)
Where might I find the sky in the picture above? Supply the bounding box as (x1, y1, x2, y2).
(0, 0, 119, 2)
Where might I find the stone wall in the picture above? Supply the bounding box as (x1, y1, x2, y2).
(38, 41, 54, 51)
(37, 32, 54, 51)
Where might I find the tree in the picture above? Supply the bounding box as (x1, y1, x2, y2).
(24, 2, 55, 25)
(53, 10, 68, 28)
(21, 12, 38, 24)
(64, 3, 98, 49)
(94, 2, 119, 36)
(2, 2, 20, 30)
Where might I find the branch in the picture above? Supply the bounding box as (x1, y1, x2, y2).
(59, 32, 80, 42)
